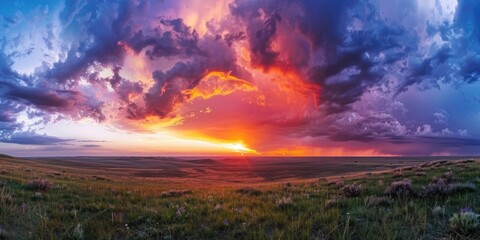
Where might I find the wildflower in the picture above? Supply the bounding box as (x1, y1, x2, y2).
(32, 192, 43, 200)
(176, 207, 186, 217)
(73, 224, 84, 239)
(461, 207, 473, 213)
(223, 219, 230, 226)
(71, 210, 78, 218)
(275, 196, 293, 207)
(214, 204, 222, 212)
(231, 207, 243, 213)
(19, 203, 28, 213)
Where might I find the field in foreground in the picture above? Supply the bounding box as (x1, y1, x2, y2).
(0, 155, 480, 239)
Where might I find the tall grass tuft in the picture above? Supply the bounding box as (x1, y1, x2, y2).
(364, 196, 394, 207)
(161, 190, 192, 197)
(236, 187, 262, 196)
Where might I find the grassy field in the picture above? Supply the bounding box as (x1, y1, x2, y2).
(0, 154, 479, 239)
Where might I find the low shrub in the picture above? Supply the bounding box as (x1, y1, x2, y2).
(421, 179, 451, 197)
(449, 209, 480, 236)
(384, 179, 415, 197)
(29, 179, 52, 191)
(339, 184, 362, 198)
(421, 180, 476, 197)
(431, 171, 455, 184)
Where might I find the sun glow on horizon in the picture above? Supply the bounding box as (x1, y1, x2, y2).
(222, 143, 258, 154)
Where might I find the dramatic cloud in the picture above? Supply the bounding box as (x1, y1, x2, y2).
(0, 0, 479, 155)
(2, 131, 70, 145)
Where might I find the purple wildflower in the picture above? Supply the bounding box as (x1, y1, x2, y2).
(461, 207, 473, 213)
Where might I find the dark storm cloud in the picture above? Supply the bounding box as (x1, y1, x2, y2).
(144, 62, 205, 118)
(0, 81, 105, 121)
(0, 52, 24, 83)
(310, 25, 408, 113)
(81, 144, 101, 148)
(230, 1, 281, 67)
(1, 81, 79, 109)
(226, 0, 480, 154)
(105, 66, 143, 103)
(0, 101, 25, 139)
(454, 0, 480, 35)
(230, 0, 414, 113)
(1, 131, 71, 145)
(128, 18, 201, 60)
(395, 46, 452, 94)
(459, 54, 480, 83)
(43, 0, 151, 85)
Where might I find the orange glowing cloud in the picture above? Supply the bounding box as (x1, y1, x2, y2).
(158, 66, 321, 155)
(184, 71, 258, 100)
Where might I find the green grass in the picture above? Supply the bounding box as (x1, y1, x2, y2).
(0, 156, 479, 239)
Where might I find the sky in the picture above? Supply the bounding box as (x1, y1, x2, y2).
(1, 0, 480, 157)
